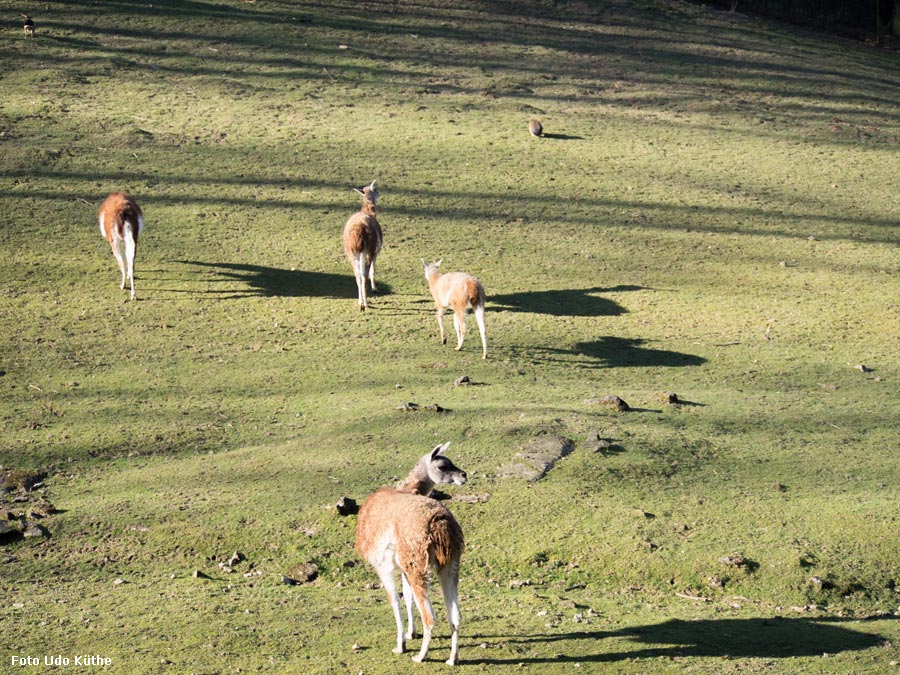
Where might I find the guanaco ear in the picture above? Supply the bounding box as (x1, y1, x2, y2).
(353, 187, 364, 195)
(369, 180, 377, 189)
(435, 258, 442, 267)
(431, 441, 451, 459)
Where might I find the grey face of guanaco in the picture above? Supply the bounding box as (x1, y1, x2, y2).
(426, 444, 468, 486)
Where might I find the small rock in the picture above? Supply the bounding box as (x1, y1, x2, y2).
(336, 497, 358, 516)
(707, 576, 725, 589)
(586, 395, 630, 412)
(281, 575, 297, 586)
(397, 402, 420, 411)
(192, 570, 211, 580)
(425, 403, 447, 413)
(856, 364, 873, 373)
(351, 642, 361, 652)
(452, 493, 491, 504)
(719, 554, 747, 568)
(113, 578, 126, 586)
(287, 562, 318, 584)
(656, 392, 680, 404)
(228, 551, 245, 567)
(453, 375, 471, 386)
(23, 523, 49, 539)
(0, 520, 22, 540)
(809, 576, 833, 591)
(508, 579, 533, 589)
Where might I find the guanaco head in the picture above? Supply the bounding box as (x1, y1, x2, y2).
(422, 441, 467, 486)
(421, 258, 442, 282)
(353, 180, 378, 206)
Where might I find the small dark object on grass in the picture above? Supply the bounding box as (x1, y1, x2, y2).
(336, 497, 358, 516)
(587, 395, 630, 412)
(287, 562, 318, 584)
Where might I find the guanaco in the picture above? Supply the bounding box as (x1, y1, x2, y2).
(355, 442, 467, 664)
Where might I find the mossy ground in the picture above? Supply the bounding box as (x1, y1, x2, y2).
(1, 0, 899, 672)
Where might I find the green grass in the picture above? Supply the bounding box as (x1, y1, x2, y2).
(2, 0, 900, 672)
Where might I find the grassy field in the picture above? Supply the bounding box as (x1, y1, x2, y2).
(2, 0, 900, 672)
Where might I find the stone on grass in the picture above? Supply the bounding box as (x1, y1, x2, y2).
(586, 395, 630, 411)
(497, 435, 575, 482)
(23, 523, 49, 539)
(286, 562, 318, 584)
(336, 497, 358, 516)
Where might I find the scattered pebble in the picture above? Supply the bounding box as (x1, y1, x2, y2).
(719, 554, 747, 568)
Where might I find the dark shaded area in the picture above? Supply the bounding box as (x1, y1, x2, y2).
(576, 338, 706, 368)
(528, 337, 706, 370)
(492, 286, 645, 317)
(540, 132, 585, 140)
(175, 260, 392, 300)
(471, 616, 888, 664)
(699, 0, 895, 39)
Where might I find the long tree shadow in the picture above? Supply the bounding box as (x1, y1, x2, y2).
(175, 260, 392, 299)
(492, 286, 645, 317)
(471, 616, 889, 664)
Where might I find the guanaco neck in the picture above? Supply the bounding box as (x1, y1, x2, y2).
(396, 459, 434, 496)
(360, 200, 377, 217)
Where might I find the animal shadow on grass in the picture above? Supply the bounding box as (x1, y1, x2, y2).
(530, 337, 706, 371)
(541, 132, 585, 140)
(492, 285, 645, 317)
(470, 616, 888, 665)
(175, 261, 392, 299)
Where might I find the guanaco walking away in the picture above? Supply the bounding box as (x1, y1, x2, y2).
(355, 442, 467, 665)
(98, 192, 144, 300)
(422, 259, 487, 359)
(343, 180, 383, 310)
